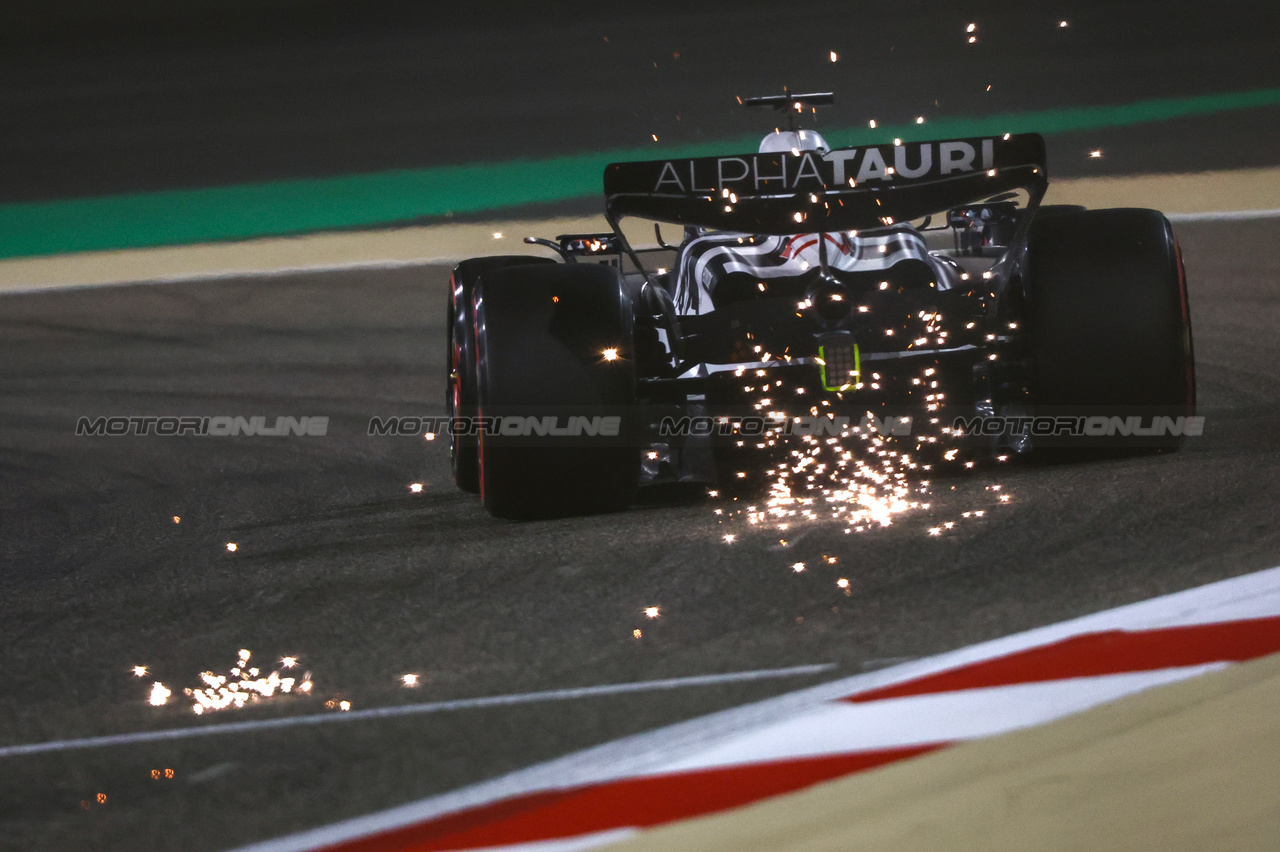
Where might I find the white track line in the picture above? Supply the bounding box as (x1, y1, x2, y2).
(228, 565, 1280, 852)
(644, 665, 1224, 775)
(0, 257, 441, 296)
(1166, 207, 1280, 221)
(472, 829, 642, 852)
(0, 664, 834, 759)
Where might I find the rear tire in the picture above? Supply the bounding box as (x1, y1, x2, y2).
(447, 256, 554, 492)
(474, 263, 639, 519)
(1025, 207, 1195, 451)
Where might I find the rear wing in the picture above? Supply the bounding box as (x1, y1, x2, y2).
(603, 133, 1047, 235)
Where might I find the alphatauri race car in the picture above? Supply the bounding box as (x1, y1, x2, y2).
(447, 93, 1195, 519)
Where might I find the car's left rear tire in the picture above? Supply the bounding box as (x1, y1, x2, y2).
(447, 256, 555, 493)
(474, 263, 639, 519)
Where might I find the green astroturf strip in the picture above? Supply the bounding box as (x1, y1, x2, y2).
(3, 87, 1279, 259)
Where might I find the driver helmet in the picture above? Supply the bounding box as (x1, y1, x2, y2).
(758, 129, 830, 154)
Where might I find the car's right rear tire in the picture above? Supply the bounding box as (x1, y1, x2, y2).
(1025, 207, 1195, 451)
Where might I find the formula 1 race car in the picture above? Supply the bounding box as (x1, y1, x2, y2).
(446, 92, 1195, 519)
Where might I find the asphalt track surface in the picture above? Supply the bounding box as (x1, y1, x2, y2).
(2, 3, 1280, 851)
(0, 216, 1277, 850)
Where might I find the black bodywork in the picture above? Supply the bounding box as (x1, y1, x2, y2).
(452, 111, 1194, 519)
(544, 132, 1052, 479)
(450, 90, 1192, 517)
